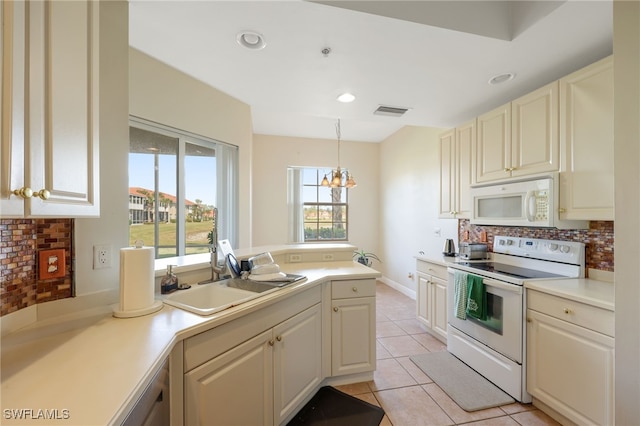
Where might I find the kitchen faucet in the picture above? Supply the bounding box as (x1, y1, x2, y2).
(198, 207, 226, 284)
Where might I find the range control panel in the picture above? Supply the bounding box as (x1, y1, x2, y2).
(493, 236, 585, 265)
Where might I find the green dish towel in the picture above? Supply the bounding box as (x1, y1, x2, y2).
(466, 275, 487, 321)
(453, 271, 468, 320)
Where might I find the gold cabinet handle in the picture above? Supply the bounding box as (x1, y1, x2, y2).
(333, 307, 339, 312)
(268, 340, 274, 346)
(12, 187, 33, 199)
(563, 308, 573, 315)
(33, 189, 50, 200)
(558, 208, 566, 213)
(352, 287, 358, 293)
(276, 335, 282, 342)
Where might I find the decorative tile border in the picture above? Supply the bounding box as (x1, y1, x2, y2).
(459, 220, 614, 272)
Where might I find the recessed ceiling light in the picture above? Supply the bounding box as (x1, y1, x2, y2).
(488, 73, 515, 85)
(236, 31, 266, 50)
(337, 93, 356, 103)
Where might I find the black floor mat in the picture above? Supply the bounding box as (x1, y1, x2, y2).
(287, 386, 384, 426)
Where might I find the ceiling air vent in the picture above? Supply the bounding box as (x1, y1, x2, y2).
(373, 105, 410, 117)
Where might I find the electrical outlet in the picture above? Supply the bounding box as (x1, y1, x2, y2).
(289, 254, 302, 263)
(93, 244, 112, 269)
(322, 253, 334, 261)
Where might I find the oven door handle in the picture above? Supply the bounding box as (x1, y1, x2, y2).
(482, 277, 523, 295)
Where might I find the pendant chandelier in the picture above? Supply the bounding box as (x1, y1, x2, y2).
(320, 119, 357, 188)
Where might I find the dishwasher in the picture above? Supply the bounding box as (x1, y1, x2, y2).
(122, 359, 169, 426)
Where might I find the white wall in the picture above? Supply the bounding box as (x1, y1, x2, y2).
(251, 134, 379, 256)
(613, 1, 640, 422)
(378, 126, 458, 294)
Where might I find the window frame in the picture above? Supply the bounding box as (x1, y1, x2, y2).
(128, 116, 239, 258)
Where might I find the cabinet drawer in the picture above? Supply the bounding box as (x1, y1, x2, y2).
(527, 290, 614, 337)
(416, 260, 447, 279)
(332, 279, 376, 299)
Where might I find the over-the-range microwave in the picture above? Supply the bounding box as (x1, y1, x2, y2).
(470, 174, 588, 229)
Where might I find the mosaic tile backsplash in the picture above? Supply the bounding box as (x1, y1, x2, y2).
(1, 219, 74, 316)
(459, 220, 614, 273)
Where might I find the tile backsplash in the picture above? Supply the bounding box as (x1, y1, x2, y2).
(0, 219, 74, 316)
(459, 220, 614, 272)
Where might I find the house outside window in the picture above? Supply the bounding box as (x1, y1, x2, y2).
(128, 117, 238, 258)
(288, 167, 348, 242)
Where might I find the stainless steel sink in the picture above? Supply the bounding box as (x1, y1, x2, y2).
(162, 277, 301, 316)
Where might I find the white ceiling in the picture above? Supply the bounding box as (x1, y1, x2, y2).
(129, 1, 612, 143)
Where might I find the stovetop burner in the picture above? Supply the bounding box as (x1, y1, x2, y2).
(455, 262, 565, 280)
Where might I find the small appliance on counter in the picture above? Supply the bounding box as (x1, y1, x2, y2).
(443, 239, 457, 257)
(459, 242, 488, 260)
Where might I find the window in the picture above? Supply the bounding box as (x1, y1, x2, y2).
(288, 167, 348, 242)
(128, 117, 239, 258)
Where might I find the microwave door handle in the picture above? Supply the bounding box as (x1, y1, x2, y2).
(525, 190, 536, 222)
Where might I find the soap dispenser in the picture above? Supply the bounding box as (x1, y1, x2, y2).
(161, 265, 179, 294)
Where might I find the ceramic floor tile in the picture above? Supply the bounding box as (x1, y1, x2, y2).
(510, 409, 561, 426)
(374, 385, 454, 426)
(499, 402, 536, 415)
(368, 358, 417, 391)
(463, 416, 521, 426)
(394, 318, 429, 334)
(377, 320, 408, 338)
(411, 332, 448, 352)
(378, 306, 417, 321)
(376, 310, 391, 322)
(334, 382, 371, 396)
(396, 356, 433, 384)
(378, 335, 431, 357)
(376, 341, 393, 359)
(422, 382, 507, 424)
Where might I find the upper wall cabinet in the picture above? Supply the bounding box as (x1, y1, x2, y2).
(1, 0, 100, 218)
(439, 120, 474, 219)
(476, 82, 559, 184)
(559, 56, 614, 221)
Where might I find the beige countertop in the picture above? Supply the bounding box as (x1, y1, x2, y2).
(525, 278, 614, 311)
(0, 261, 380, 425)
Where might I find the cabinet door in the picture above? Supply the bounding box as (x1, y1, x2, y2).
(476, 103, 511, 183)
(273, 304, 322, 425)
(185, 330, 274, 426)
(527, 309, 614, 426)
(431, 275, 448, 340)
(27, 0, 99, 216)
(416, 273, 431, 328)
(455, 120, 474, 218)
(0, 1, 26, 217)
(559, 56, 614, 220)
(331, 297, 376, 376)
(511, 81, 559, 177)
(439, 128, 455, 218)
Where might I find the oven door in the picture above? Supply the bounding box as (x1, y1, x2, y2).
(447, 268, 523, 363)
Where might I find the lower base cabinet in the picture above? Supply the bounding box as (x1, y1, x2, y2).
(416, 260, 448, 341)
(526, 290, 614, 426)
(330, 279, 376, 376)
(184, 301, 322, 426)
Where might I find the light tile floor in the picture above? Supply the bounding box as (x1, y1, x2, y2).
(335, 282, 560, 426)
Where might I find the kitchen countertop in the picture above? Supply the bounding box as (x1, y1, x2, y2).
(525, 278, 614, 311)
(0, 261, 380, 425)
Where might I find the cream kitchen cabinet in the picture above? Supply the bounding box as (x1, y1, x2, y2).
(183, 288, 323, 426)
(331, 279, 376, 376)
(439, 120, 474, 219)
(527, 289, 614, 426)
(1, 0, 99, 217)
(559, 56, 614, 221)
(416, 259, 447, 341)
(476, 82, 559, 183)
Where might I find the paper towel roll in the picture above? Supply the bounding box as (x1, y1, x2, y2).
(113, 245, 162, 318)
